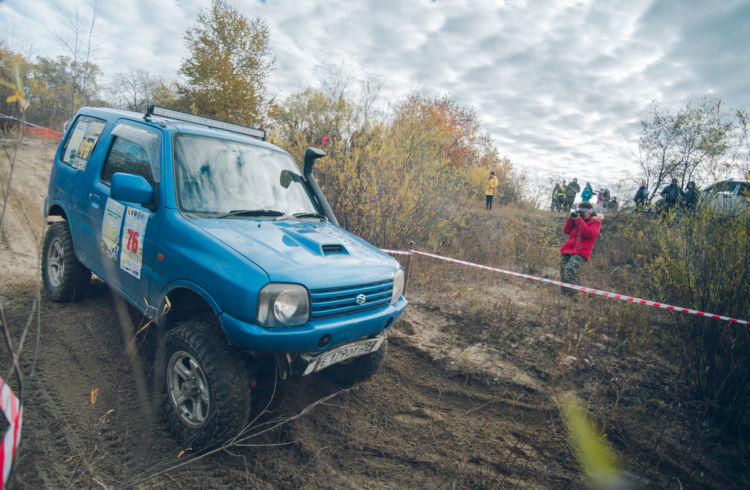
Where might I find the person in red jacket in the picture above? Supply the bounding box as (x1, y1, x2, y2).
(559, 201, 602, 297)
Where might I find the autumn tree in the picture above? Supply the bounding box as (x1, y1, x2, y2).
(393, 94, 485, 169)
(272, 87, 354, 163)
(0, 48, 32, 120)
(177, 0, 275, 127)
(24, 55, 100, 130)
(271, 83, 524, 247)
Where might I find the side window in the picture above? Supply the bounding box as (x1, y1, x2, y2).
(60, 115, 106, 170)
(738, 183, 750, 198)
(711, 181, 733, 193)
(100, 123, 160, 187)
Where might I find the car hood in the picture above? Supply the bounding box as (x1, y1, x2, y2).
(191, 218, 398, 288)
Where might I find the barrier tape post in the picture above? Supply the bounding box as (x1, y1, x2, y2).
(379, 248, 749, 327)
(404, 241, 414, 295)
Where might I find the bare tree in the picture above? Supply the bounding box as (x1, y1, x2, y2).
(109, 68, 168, 112)
(355, 74, 384, 132)
(727, 109, 750, 181)
(638, 97, 734, 199)
(638, 101, 681, 200)
(48, 0, 102, 116)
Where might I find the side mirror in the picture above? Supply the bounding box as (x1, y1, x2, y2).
(111, 172, 154, 205)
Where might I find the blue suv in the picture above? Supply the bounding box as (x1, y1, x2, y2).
(42, 106, 407, 445)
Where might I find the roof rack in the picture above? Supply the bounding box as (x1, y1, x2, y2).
(144, 105, 266, 140)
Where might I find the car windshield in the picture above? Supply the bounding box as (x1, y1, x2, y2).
(173, 134, 319, 217)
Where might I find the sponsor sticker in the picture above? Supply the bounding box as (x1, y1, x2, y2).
(62, 118, 105, 170)
(100, 198, 125, 262)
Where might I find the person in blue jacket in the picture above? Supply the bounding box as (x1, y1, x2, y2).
(581, 183, 594, 202)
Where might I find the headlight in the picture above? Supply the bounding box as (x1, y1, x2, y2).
(391, 269, 405, 304)
(257, 283, 309, 328)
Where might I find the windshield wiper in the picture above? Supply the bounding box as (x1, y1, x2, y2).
(216, 209, 285, 219)
(292, 212, 327, 220)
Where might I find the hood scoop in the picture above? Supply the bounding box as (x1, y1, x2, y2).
(280, 227, 349, 256)
(321, 244, 345, 255)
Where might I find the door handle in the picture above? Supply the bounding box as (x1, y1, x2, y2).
(89, 193, 102, 207)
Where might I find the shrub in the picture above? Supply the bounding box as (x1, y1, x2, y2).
(648, 208, 750, 429)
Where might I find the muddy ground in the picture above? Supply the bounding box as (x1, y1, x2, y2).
(0, 136, 745, 488)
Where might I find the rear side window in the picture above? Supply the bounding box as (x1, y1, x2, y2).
(100, 123, 160, 186)
(60, 115, 106, 170)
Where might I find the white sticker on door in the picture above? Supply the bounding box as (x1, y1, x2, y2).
(100, 198, 125, 261)
(120, 207, 148, 279)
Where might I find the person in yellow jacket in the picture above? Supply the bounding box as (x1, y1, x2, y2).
(485, 171, 499, 209)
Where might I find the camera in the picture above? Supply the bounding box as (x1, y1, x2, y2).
(570, 211, 579, 218)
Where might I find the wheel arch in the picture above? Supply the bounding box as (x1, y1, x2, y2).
(159, 284, 223, 332)
(46, 202, 69, 220)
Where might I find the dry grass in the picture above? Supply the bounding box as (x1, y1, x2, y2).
(403, 201, 750, 488)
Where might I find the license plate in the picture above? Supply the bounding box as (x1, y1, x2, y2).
(303, 335, 385, 375)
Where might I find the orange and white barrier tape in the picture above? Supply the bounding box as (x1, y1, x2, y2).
(0, 377, 22, 489)
(381, 248, 749, 326)
(379, 248, 412, 256)
(0, 114, 62, 140)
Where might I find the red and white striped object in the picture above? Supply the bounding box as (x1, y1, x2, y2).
(380, 248, 749, 326)
(379, 248, 412, 256)
(0, 377, 22, 489)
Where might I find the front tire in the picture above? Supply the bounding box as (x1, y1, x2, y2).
(156, 318, 253, 447)
(41, 221, 90, 302)
(323, 337, 387, 386)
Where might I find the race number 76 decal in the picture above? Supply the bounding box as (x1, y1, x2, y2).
(120, 207, 148, 279)
(126, 228, 140, 253)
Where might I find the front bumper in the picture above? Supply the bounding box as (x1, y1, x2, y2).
(220, 296, 407, 353)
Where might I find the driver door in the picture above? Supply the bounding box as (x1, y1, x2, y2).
(85, 122, 163, 313)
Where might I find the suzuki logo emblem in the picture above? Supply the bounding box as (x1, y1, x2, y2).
(356, 294, 367, 305)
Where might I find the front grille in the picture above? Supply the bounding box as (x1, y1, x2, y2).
(309, 279, 393, 318)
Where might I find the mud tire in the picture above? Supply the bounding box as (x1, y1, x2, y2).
(41, 221, 90, 302)
(156, 318, 252, 447)
(323, 337, 387, 386)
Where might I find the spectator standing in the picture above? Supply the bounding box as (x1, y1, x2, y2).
(607, 196, 619, 213)
(559, 202, 602, 297)
(660, 178, 683, 212)
(485, 171, 499, 210)
(634, 181, 648, 211)
(682, 181, 700, 211)
(601, 188, 611, 209)
(557, 180, 568, 211)
(551, 184, 562, 211)
(595, 190, 604, 212)
(581, 183, 593, 202)
(564, 178, 581, 209)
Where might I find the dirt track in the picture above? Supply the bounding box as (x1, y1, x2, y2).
(0, 136, 742, 488)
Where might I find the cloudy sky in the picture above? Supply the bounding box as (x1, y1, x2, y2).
(2, 0, 749, 188)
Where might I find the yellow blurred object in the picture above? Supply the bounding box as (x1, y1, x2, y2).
(561, 392, 621, 488)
